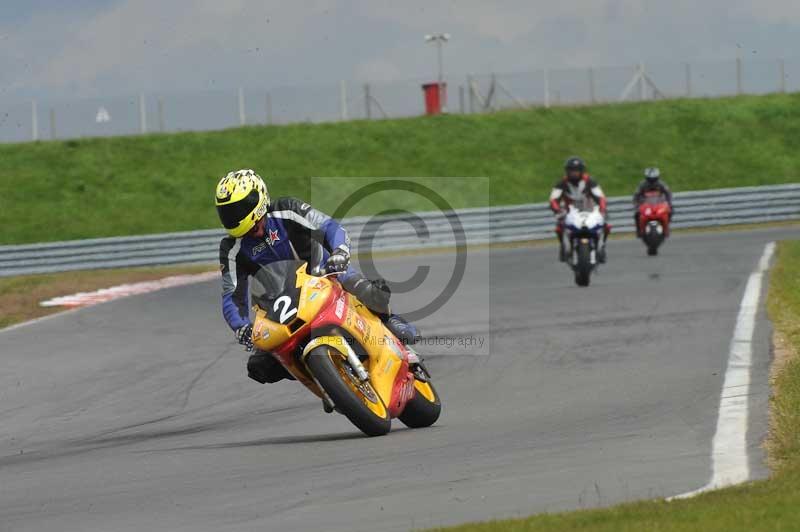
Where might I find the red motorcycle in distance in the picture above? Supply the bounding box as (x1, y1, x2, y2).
(637, 191, 672, 256)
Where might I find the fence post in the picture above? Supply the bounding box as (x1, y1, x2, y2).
(779, 59, 786, 93)
(467, 75, 475, 113)
(138, 93, 147, 134)
(157, 97, 165, 132)
(685, 63, 693, 97)
(543, 68, 550, 108)
(638, 63, 645, 101)
(736, 58, 742, 95)
(49, 108, 57, 140)
(31, 99, 38, 141)
(364, 83, 372, 119)
(458, 85, 465, 113)
(339, 80, 349, 121)
(266, 93, 273, 124)
(588, 67, 596, 104)
(237, 87, 246, 126)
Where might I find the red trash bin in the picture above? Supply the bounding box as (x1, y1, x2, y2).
(422, 82, 446, 114)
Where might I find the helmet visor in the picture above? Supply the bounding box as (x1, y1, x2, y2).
(567, 169, 582, 183)
(217, 188, 261, 230)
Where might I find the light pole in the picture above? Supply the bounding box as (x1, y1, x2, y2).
(425, 32, 450, 112)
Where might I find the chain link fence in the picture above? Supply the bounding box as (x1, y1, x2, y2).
(2, 57, 797, 143)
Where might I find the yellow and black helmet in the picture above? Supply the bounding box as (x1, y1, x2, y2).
(214, 169, 270, 237)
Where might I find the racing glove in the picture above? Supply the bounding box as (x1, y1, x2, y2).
(325, 246, 351, 273)
(235, 324, 254, 351)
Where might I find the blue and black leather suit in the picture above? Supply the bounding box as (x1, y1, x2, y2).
(218, 197, 415, 383)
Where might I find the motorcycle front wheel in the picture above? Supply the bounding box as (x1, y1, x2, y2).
(644, 231, 661, 256)
(574, 241, 592, 287)
(306, 345, 391, 437)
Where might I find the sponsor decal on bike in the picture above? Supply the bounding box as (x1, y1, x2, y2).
(334, 294, 346, 319)
(354, 315, 371, 340)
(398, 378, 415, 404)
(384, 335, 405, 359)
(254, 321, 271, 340)
(306, 278, 327, 290)
(309, 292, 319, 302)
(354, 316, 366, 333)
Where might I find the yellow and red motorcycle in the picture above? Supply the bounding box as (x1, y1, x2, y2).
(249, 259, 441, 437)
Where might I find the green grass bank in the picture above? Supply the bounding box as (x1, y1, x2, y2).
(1, 93, 798, 244)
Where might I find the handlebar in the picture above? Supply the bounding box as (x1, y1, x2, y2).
(309, 264, 327, 277)
(309, 264, 342, 279)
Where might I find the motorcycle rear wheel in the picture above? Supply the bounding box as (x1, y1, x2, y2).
(306, 345, 391, 437)
(398, 377, 442, 429)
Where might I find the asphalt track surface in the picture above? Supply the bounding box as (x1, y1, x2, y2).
(0, 227, 795, 532)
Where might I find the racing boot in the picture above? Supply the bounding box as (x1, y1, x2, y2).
(383, 313, 421, 346)
(405, 346, 429, 380)
(597, 233, 608, 264)
(558, 232, 569, 262)
(247, 350, 295, 384)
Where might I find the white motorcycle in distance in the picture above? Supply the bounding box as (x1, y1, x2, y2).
(562, 204, 606, 287)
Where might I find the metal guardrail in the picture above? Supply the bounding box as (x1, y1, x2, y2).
(1, 184, 798, 277)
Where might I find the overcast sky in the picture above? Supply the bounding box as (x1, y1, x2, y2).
(1, 0, 798, 102)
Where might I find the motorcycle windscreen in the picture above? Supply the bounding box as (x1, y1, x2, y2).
(644, 194, 665, 204)
(250, 259, 306, 325)
(570, 197, 596, 212)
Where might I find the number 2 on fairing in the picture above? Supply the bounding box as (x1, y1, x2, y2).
(273, 295, 298, 323)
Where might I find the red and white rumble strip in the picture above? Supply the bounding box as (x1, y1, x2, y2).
(39, 272, 218, 308)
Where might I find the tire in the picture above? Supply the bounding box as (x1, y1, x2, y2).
(305, 345, 391, 437)
(398, 379, 442, 429)
(644, 232, 660, 256)
(574, 242, 592, 287)
(645, 224, 662, 256)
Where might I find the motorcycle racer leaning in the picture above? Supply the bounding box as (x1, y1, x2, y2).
(632, 167, 674, 237)
(215, 169, 420, 385)
(549, 156, 611, 263)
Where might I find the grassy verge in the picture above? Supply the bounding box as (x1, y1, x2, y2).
(425, 240, 800, 532)
(2, 93, 799, 245)
(0, 264, 214, 329)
